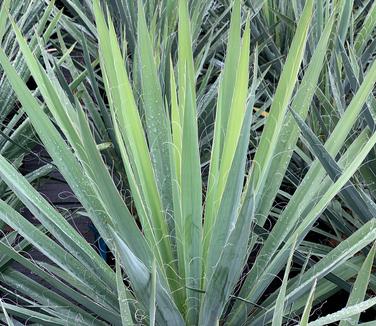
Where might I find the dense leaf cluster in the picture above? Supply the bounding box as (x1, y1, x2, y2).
(0, 0, 375, 325)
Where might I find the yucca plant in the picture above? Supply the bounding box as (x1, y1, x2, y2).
(0, 0, 376, 325)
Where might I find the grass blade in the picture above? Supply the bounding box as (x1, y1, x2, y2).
(300, 280, 317, 326)
(116, 255, 134, 326)
(308, 297, 376, 326)
(339, 243, 376, 326)
(272, 238, 296, 326)
(0, 300, 14, 326)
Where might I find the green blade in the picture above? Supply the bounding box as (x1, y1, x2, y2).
(308, 297, 376, 326)
(300, 280, 317, 326)
(272, 238, 296, 326)
(339, 244, 376, 326)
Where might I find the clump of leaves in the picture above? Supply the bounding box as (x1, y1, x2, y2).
(0, 0, 375, 325)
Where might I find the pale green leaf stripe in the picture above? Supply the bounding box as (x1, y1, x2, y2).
(150, 258, 157, 326)
(337, 0, 354, 44)
(137, 0, 173, 215)
(308, 297, 376, 326)
(116, 255, 134, 326)
(170, 58, 183, 186)
(300, 280, 317, 326)
(178, 0, 196, 108)
(168, 58, 188, 311)
(0, 300, 14, 326)
(180, 68, 203, 324)
(217, 0, 241, 144)
(104, 88, 158, 257)
(203, 1, 250, 269)
(175, 1, 203, 323)
(0, 0, 10, 43)
(76, 101, 157, 267)
(339, 244, 376, 326)
(215, 16, 251, 211)
(272, 239, 296, 326)
(204, 19, 251, 283)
